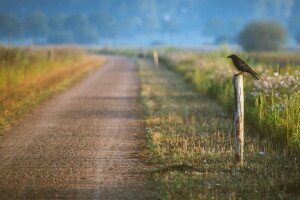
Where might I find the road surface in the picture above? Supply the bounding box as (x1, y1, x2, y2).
(0, 56, 157, 199)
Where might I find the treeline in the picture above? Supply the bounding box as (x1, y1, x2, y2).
(0, 12, 118, 45)
(1, 0, 300, 45)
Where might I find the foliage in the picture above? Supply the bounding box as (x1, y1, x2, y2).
(73, 27, 99, 44)
(47, 31, 74, 44)
(48, 14, 67, 31)
(89, 14, 119, 38)
(295, 31, 300, 44)
(0, 0, 300, 45)
(239, 21, 287, 52)
(64, 14, 89, 32)
(159, 52, 300, 151)
(239, 21, 287, 51)
(0, 14, 22, 40)
(0, 46, 104, 131)
(138, 59, 300, 199)
(23, 12, 48, 38)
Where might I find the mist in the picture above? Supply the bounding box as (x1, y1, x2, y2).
(0, 0, 299, 47)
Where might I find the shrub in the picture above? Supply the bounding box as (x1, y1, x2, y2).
(239, 21, 286, 51)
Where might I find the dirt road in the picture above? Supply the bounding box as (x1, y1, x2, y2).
(0, 56, 157, 199)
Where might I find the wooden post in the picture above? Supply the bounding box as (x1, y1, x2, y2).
(233, 74, 244, 163)
(153, 50, 159, 67)
(48, 49, 53, 61)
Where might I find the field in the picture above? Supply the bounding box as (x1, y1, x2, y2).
(137, 50, 300, 199)
(156, 50, 300, 151)
(0, 46, 299, 199)
(0, 46, 105, 133)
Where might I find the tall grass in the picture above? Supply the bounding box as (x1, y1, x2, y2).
(138, 59, 300, 199)
(159, 51, 300, 151)
(0, 46, 104, 131)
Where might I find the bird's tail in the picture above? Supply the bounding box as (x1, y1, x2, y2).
(246, 66, 259, 80)
(250, 71, 259, 80)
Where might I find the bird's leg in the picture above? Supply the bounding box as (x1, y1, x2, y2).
(236, 72, 244, 76)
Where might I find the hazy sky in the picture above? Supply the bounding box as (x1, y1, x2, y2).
(0, 0, 298, 45)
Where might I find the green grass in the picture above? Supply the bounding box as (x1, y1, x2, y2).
(138, 58, 300, 199)
(89, 47, 139, 57)
(158, 51, 300, 151)
(0, 46, 105, 132)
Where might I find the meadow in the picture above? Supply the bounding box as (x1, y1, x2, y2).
(0, 46, 104, 132)
(138, 52, 300, 199)
(157, 50, 300, 152)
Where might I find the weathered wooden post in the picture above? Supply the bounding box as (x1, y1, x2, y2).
(153, 50, 159, 67)
(233, 74, 244, 163)
(48, 49, 53, 61)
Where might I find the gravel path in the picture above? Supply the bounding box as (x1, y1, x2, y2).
(0, 56, 156, 199)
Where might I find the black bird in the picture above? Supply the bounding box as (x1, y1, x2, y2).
(227, 54, 259, 80)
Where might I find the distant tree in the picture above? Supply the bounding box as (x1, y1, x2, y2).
(0, 14, 22, 41)
(48, 14, 66, 31)
(24, 12, 48, 38)
(47, 31, 74, 44)
(89, 14, 118, 38)
(239, 21, 287, 51)
(73, 27, 98, 44)
(64, 14, 89, 32)
(295, 32, 300, 44)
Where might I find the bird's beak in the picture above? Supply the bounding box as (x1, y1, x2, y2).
(227, 56, 231, 58)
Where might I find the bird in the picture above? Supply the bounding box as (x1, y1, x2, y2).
(227, 54, 259, 80)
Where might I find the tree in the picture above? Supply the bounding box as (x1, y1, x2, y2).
(239, 21, 287, 51)
(47, 31, 74, 44)
(89, 13, 118, 38)
(64, 13, 89, 32)
(24, 12, 48, 38)
(48, 14, 66, 31)
(0, 14, 22, 41)
(73, 27, 98, 44)
(295, 32, 300, 44)
(62, 13, 100, 44)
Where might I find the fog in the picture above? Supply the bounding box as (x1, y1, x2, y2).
(0, 0, 299, 47)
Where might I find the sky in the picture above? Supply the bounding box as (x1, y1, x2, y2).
(0, 0, 299, 46)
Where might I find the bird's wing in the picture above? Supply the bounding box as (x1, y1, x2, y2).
(237, 58, 258, 76)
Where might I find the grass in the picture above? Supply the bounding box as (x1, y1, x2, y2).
(0, 46, 105, 133)
(157, 51, 300, 151)
(245, 52, 300, 66)
(89, 47, 139, 57)
(138, 58, 300, 199)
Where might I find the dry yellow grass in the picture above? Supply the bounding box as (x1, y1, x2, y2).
(0, 46, 105, 132)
